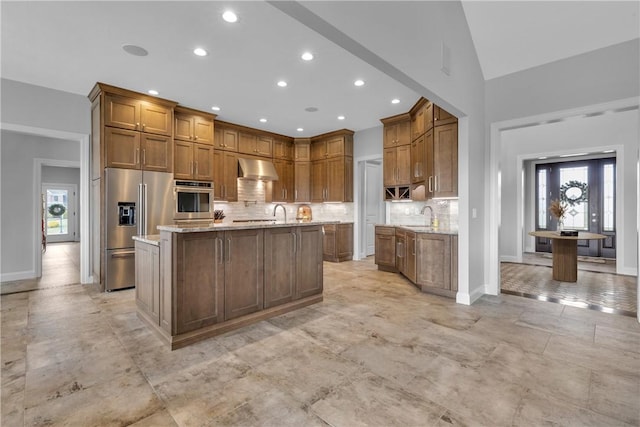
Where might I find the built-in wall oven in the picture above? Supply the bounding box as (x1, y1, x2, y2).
(174, 180, 215, 220)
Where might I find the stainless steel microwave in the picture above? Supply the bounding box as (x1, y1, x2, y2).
(173, 180, 214, 220)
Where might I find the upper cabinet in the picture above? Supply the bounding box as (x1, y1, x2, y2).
(381, 114, 412, 199)
(273, 138, 294, 160)
(382, 114, 411, 148)
(214, 125, 239, 152)
(310, 130, 353, 203)
(409, 98, 433, 141)
(174, 106, 215, 145)
(311, 133, 353, 161)
(104, 93, 173, 136)
(239, 132, 273, 157)
(434, 105, 457, 127)
(294, 139, 311, 161)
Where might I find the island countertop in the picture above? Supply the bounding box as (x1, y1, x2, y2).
(157, 220, 341, 233)
(377, 224, 458, 235)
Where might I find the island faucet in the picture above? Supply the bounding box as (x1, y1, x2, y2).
(273, 204, 287, 223)
(420, 205, 436, 228)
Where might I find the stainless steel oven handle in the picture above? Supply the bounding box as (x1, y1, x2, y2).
(111, 250, 135, 258)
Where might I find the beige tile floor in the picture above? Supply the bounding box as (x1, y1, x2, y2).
(2, 257, 639, 426)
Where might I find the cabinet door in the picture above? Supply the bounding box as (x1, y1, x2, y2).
(434, 105, 457, 126)
(139, 101, 172, 136)
(433, 123, 458, 198)
(175, 232, 225, 334)
(416, 234, 451, 289)
(105, 127, 140, 170)
(396, 145, 411, 185)
(264, 227, 296, 308)
(283, 160, 294, 202)
(310, 160, 326, 202)
(411, 106, 425, 140)
(395, 232, 406, 274)
(272, 160, 287, 202)
(397, 119, 411, 145)
(323, 224, 336, 261)
(256, 135, 273, 157)
(238, 132, 257, 155)
(141, 134, 172, 172)
(223, 129, 239, 151)
(310, 141, 326, 161)
(424, 102, 434, 131)
(224, 152, 238, 202)
(213, 150, 225, 200)
(104, 94, 140, 131)
(224, 229, 264, 320)
(374, 228, 396, 267)
(383, 147, 397, 186)
(425, 129, 435, 197)
(273, 139, 293, 160)
(337, 223, 353, 260)
(294, 161, 310, 202)
(174, 114, 193, 141)
(193, 116, 214, 145)
(384, 124, 398, 148)
(174, 141, 194, 179)
(325, 136, 345, 158)
(294, 141, 310, 161)
(326, 157, 346, 202)
(214, 126, 223, 149)
(296, 226, 323, 298)
(194, 143, 214, 181)
(411, 134, 425, 184)
(405, 231, 417, 283)
(135, 241, 160, 325)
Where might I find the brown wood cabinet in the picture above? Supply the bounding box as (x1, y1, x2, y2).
(174, 107, 215, 145)
(323, 223, 353, 262)
(432, 123, 458, 198)
(135, 240, 160, 326)
(294, 161, 310, 203)
(395, 228, 406, 275)
(405, 230, 417, 284)
(213, 150, 238, 201)
(104, 93, 173, 136)
(273, 138, 293, 160)
(224, 229, 264, 320)
(294, 139, 311, 161)
(264, 225, 323, 307)
(416, 233, 451, 291)
(382, 115, 411, 148)
(411, 130, 429, 184)
(434, 105, 457, 127)
(383, 145, 411, 186)
(174, 141, 213, 181)
(374, 226, 397, 272)
(214, 126, 239, 151)
(310, 134, 353, 160)
(272, 159, 294, 203)
(105, 127, 173, 172)
(239, 132, 272, 157)
(311, 156, 353, 203)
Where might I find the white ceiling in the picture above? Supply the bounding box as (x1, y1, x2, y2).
(462, 1, 640, 80)
(2, 1, 638, 137)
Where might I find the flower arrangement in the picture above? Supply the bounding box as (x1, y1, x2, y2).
(213, 210, 225, 223)
(549, 199, 567, 223)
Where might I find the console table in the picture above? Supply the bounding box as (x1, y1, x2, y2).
(528, 231, 606, 282)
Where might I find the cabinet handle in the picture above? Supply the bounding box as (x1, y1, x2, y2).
(294, 190, 298, 201)
(142, 149, 146, 166)
(136, 122, 140, 130)
(189, 161, 193, 175)
(135, 148, 140, 165)
(227, 238, 231, 262)
(194, 135, 198, 140)
(142, 124, 146, 130)
(285, 189, 288, 199)
(195, 161, 198, 176)
(217, 238, 223, 264)
(292, 233, 297, 254)
(428, 176, 433, 193)
(434, 176, 438, 192)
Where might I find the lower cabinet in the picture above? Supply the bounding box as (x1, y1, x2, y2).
(323, 223, 353, 262)
(135, 240, 160, 325)
(374, 226, 458, 298)
(264, 225, 323, 308)
(224, 229, 264, 320)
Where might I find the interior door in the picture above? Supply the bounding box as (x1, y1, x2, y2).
(42, 183, 77, 243)
(535, 158, 616, 258)
(363, 160, 383, 257)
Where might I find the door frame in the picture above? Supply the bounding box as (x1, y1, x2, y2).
(487, 97, 638, 298)
(353, 154, 383, 260)
(42, 182, 78, 243)
(1, 122, 91, 284)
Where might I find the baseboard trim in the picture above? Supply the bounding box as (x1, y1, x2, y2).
(1, 270, 36, 282)
(617, 267, 638, 277)
(500, 256, 519, 263)
(456, 286, 485, 305)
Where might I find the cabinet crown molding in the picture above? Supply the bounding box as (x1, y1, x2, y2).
(88, 82, 178, 107)
(409, 97, 430, 114)
(380, 112, 411, 125)
(174, 105, 217, 119)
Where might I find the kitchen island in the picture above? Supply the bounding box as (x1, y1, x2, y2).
(134, 221, 330, 349)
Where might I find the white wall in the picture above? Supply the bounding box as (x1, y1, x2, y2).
(42, 166, 81, 239)
(499, 110, 638, 275)
(1, 130, 80, 279)
(354, 125, 383, 160)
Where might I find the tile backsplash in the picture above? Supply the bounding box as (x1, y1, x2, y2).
(213, 180, 354, 223)
(387, 199, 458, 231)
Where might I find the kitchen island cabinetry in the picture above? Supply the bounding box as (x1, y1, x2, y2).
(136, 222, 327, 349)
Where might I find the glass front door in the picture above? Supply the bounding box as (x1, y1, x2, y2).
(42, 184, 76, 243)
(535, 158, 616, 258)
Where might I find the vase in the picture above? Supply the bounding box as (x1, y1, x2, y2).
(214, 219, 223, 224)
(557, 219, 564, 231)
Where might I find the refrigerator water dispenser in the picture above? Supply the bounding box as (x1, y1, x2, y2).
(118, 202, 136, 226)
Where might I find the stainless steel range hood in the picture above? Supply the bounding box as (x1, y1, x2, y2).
(237, 157, 279, 181)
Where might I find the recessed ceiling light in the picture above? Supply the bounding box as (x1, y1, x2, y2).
(301, 52, 314, 61)
(148, 89, 159, 96)
(391, 98, 400, 104)
(122, 44, 148, 57)
(354, 79, 365, 87)
(337, 115, 345, 120)
(222, 10, 238, 23)
(277, 80, 288, 87)
(259, 118, 267, 123)
(297, 128, 304, 132)
(193, 47, 208, 57)
(211, 106, 221, 111)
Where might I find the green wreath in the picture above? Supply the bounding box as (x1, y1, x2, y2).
(560, 180, 588, 206)
(48, 203, 66, 217)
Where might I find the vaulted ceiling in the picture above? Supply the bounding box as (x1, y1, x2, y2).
(2, 1, 638, 136)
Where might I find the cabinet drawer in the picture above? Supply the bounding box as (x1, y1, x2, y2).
(375, 226, 396, 236)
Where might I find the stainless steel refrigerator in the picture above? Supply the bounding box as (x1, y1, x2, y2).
(104, 168, 173, 291)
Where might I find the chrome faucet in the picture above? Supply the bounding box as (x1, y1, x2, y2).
(420, 205, 435, 227)
(273, 204, 287, 223)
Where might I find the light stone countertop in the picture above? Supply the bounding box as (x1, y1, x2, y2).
(132, 235, 161, 246)
(377, 224, 458, 235)
(157, 220, 341, 233)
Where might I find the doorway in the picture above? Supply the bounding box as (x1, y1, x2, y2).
(42, 183, 77, 244)
(534, 158, 616, 258)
